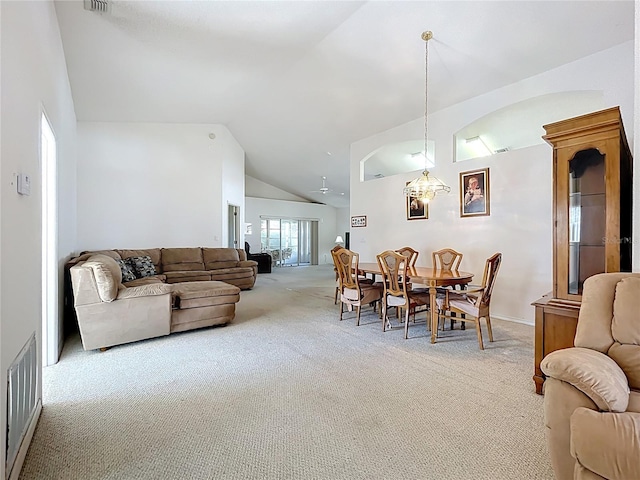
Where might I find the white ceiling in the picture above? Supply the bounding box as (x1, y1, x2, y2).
(54, 0, 635, 208)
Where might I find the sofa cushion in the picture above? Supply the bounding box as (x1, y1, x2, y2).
(161, 248, 205, 272)
(209, 266, 255, 279)
(123, 275, 166, 287)
(163, 271, 211, 284)
(172, 280, 240, 301)
(85, 254, 121, 302)
(172, 281, 240, 314)
(116, 259, 137, 283)
(203, 248, 240, 270)
(126, 255, 157, 278)
(117, 249, 162, 272)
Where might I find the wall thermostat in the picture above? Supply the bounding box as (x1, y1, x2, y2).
(17, 173, 31, 196)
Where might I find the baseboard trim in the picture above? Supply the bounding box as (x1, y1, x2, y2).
(8, 398, 42, 480)
(491, 314, 534, 327)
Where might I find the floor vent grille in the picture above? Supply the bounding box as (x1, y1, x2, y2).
(5, 334, 38, 479)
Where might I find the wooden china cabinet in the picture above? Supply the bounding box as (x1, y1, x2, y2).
(532, 106, 633, 394)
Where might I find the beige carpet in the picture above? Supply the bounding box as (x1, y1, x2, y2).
(20, 265, 553, 479)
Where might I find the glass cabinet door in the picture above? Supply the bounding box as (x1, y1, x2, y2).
(567, 149, 605, 296)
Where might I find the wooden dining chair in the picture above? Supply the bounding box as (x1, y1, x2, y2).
(331, 245, 343, 305)
(435, 252, 502, 350)
(395, 246, 419, 267)
(395, 246, 420, 296)
(431, 248, 465, 329)
(334, 248, 383, 325)
(377, 250, 430, 339)
(432, 248, 463, 272)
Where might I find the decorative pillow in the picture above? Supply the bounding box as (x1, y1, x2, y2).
(126, 255, 156, 279)
(116, 259, 137, 283)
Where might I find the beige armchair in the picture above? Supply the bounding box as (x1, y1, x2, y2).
(541, 272, 640, 480)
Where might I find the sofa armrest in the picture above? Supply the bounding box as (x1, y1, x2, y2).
(239, 260, 258, 268)
(116, 284, 173, 300)
(570, 408, 640, 479)
(541, 347, 630, 412)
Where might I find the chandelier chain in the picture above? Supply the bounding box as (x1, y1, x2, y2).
(424, 33, 429, 166)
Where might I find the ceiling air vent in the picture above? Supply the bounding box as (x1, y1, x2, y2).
(494, 147, 510, 154)
(84, 0, 110, 13)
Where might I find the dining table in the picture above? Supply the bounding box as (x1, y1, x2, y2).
(358, 263, 474, 344)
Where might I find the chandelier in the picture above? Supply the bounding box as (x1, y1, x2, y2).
(403, 31, 450, 202)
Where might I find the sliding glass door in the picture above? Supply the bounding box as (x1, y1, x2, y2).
(260, 217, 316, 267)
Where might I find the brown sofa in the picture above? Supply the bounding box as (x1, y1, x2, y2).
(67, 247, 257, 350)
(541, 272, 640, 480)
(78, 247, 257, 290)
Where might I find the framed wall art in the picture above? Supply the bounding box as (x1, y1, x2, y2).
(406, 187, 428, 220)
(351, 215, 367, 227)
(460, 168, 490, 217)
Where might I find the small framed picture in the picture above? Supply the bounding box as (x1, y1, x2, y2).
(460, 168, 490, 217)
(406, 186, 428, 221)
(351, 215, 367, 228)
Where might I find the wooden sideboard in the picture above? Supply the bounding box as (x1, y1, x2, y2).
(532, 293, 580, 395)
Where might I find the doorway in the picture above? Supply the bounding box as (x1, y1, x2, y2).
(41, 112, 58, 366)
(228, 204, 240, 249)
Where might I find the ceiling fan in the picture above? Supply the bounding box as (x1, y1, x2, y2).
(310, 176, 332, 195)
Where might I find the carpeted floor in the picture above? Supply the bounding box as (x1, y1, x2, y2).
(20, 265, 553, 479)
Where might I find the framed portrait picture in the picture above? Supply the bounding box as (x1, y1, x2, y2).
(351, 215, 367, 227)
(460, 168, 490, 217)
(406, 183, 428, 220)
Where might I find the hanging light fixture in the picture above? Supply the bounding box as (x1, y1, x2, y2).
(403, 31, 450, 203)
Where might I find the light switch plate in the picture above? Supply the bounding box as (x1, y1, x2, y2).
(17, 173, 31, 195)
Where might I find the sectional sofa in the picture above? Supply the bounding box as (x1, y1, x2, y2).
(67, 247, 258, 350)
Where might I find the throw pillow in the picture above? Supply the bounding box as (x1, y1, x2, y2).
(116, 259, 137, 283)
(126, 255, 156, 279)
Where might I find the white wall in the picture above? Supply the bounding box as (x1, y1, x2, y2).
(350, 41, 635, 325)
(0, 0, 77, 476)
(246, 175, 309, 202)
(245, 197, 338, 265)
(336, 207, 350, 245)
(77, 123, 244, 250)
(220, 130, 245, 249)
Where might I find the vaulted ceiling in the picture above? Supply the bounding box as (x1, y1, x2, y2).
(54, 0, 635, 207)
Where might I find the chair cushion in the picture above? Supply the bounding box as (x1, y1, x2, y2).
(570, 408, 640, 480)
(608, 277, 640, 390)
(611, 277, 640, 344)
(436, 292, 478, 317)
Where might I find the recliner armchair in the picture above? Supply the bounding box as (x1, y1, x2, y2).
(541, 272, 640, 480)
